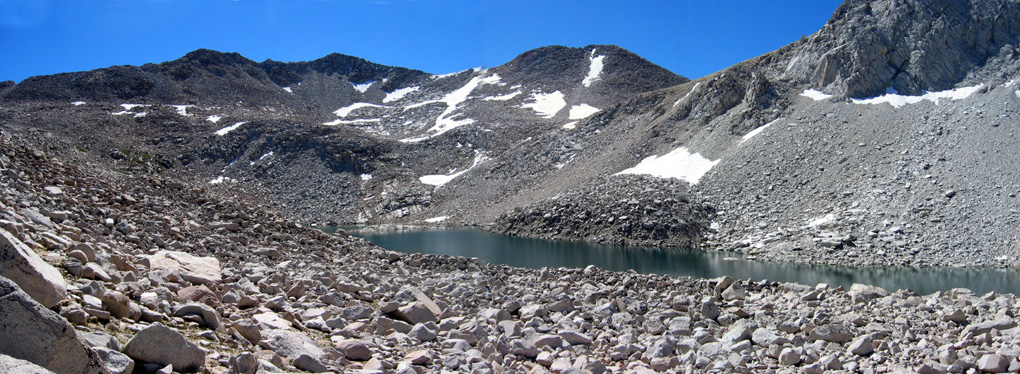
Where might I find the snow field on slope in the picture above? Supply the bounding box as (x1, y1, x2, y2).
(582, 49, 605, 87)
(383, 86, 420, 103)
(568, 104, 600, 120)
(520, 91, 566, 118)
(401, 74, 502, 143)
(334, 103, 392, 118)
(740, 119, 780, 144)
(419, 152, 487, 186)
(615, 147, 719, 185)
(352, 81, 373, 93)
(800, 89, 833, 101)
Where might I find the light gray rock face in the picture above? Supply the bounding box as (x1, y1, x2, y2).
(123, 323, 205, 373)
(788, 0, 1020, 98)
(0, 230, 67, 308)
(173, 303, 222, 330)
(391, 302, 438, 325)
(0, 276, 108, 374)
(0, 354, 56, 374)
(143, 250, 222, 284)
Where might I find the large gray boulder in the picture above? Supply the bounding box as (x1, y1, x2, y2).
(0, 354, 56, 374)
(0, 276, 108, 374)
(123, 323, 205, 372)
(0, 230, 67, 308)
(143, 250, 221, 284)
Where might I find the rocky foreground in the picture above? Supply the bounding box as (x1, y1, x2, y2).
(3, 133, 1020, 374)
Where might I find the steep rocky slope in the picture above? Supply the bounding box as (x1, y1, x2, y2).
(487, 0, 1020, 268)
(3, 129, 1020, 374)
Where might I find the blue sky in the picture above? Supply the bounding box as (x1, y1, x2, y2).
(0, 0, 843, 83)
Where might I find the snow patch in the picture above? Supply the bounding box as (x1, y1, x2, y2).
(482, 90, 522, 101)
(352, 81, 373, 93)
(207, 115, 223, 123)
(852, 84, 984, 108)
(419, 152, 487, 186)
(383, 86, 420, 103)
(133, 112, 147, 118)
(214, 121, 247, 136)
(673, 82, 700, 107)
(582, 49, 605, 87)
(562, 121, 578, 130)
(1005, 78, 1018, 87)
(520, 91, 566, 118)
(360, 174, 372, 181)
(568, 103, 600, 120)
(283, 86, 293, 93)
(424, 216, 449, 223)
(615, 147, 719, 185)
(71, 101, 86, 106)
(112, 103, 148, 115)
(251, 151, 274, 165)
(800, 89, 833, 101)
(334, 102, 391, 118)
(208, 176, 236, 184)
(740, 119, 780, 144)
(168, 105, 193, 115)
(400, 74, 501, 143)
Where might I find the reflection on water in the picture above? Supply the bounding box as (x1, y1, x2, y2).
(345, 227, 1020, 295)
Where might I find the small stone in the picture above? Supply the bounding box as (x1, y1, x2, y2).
(391, 302, 437, 325)
(408, 323, 437, 342)
(404, 350, 433, 365)
(94, 347, 135, 374)
(808, 323, 854, 343)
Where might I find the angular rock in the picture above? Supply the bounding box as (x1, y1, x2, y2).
(259, 330, 324, 360)
(391, 302, 437, 325)
(335, 339, 373, 361)
(176, 285, 221, 307)
(977, 354, 1009, 373)
(229, 353, 258, 374)
(0, 230, 67, 308)
(559, 330, 593, 345)
(173, 303, 222, 330)
(93, 348, 134, 374)
(143, 250, 221, 284)
(101, 291, 131, 320)
(292, 353, 328, 373)
(124, 323, 205, 373)
(408, 323, 437, 342)
(80, 332, 121, 351)
(779, 348, 801, 366)
(848, 283, 890, 301)
(0, 276, 107, 374)
(847, 334, 875, 356)
(808, 323, 854, 343)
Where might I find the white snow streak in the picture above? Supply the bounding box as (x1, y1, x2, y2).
(112, 103, 148, 115)
(800, 89, 833, 101)
(482, 90, 523, 101)
(283, 86, 293, 93)
(251, 151, 274, 165)
(214, 121, 247, 136)
(568, 103, 600, 120)
(71, 101, 86, 106)
(334, 102, 391, 118)
(207, 115, 223, 123)
(352, 81, 373, 93)
(520, 90, 566, 118)
(323, 118, 381, 126)
(562, 121, 578, 130)
(419, 152, 486, 186)
(383, 86, 420, 103)
(400, 74, 501, 143)
(134, 112, 147, 118)
(616, 147, 719, 185)
(582, 49, 605, 87)
(852, 85, 984, 108)
(424, 216, 449, 223)
(740, 119, 780, 144)
(360, 174, 373, 181)
(673, 82, 700, 107)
